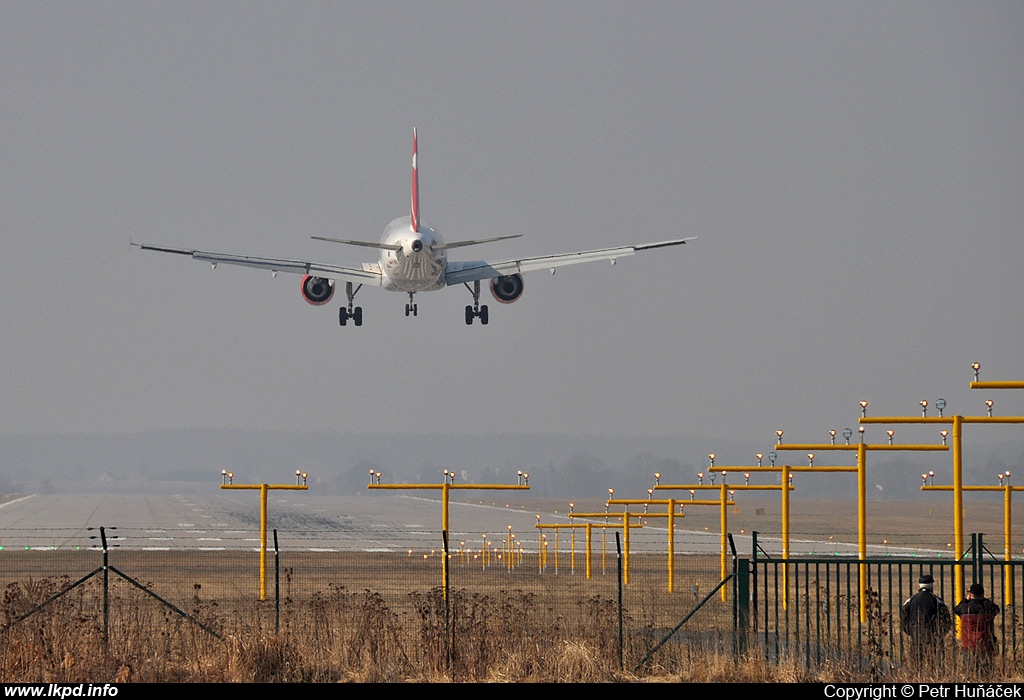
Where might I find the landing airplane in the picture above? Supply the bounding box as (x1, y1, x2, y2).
(134, 130, 695, 327)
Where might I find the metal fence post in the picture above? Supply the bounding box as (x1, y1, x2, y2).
(616, 531, 624, 671)
(734, 556, 750, 656)
(273, 529, 280, 635)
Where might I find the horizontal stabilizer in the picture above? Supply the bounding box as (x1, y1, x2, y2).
(435, 234, 522, 251)
(311, 236, 402, 251)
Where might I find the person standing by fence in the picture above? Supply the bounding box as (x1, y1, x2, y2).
(953, 582, 1001, 677)
(901, 573, 952, 669)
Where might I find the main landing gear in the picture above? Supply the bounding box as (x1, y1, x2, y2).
(339, 281, 363, 326)
(464, 280, 489, 325)
(405, 292, 418, 317)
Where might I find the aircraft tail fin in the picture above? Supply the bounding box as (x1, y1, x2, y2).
(411, 128, 420, 232)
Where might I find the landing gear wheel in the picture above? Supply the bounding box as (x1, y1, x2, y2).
(463, 280, 490, 326)
(339, 282, 364, 328)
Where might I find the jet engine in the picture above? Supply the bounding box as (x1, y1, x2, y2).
(301, 275, 335, 306)
(489, 274, 525, 304)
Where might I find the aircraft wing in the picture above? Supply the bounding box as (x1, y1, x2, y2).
(134, 243, 383, 285)
(444, 237, 695, 286)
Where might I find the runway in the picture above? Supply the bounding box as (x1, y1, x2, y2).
(0, 488, 951, 557)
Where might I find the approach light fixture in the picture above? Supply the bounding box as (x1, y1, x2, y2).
(973, 362, 981, 381)
(776, 429, 784, 444)
(221, 469, 228, 485)
(697, 472, 704, 485)
(708, 453, 716, 468)
(808, 453, 815, 467)
(843, 428, 853, 445)
(829, 429, 836, 445)
(654, 472, 661, 486)
(887, 429, 895, 445)
(744, 472, 750, 485)
(940, 429, 948, 446)
(936, 398, 946, 417)
(986, 399, 994, 417)
(859, 426, 865, 443)
(227, 472, 234, 484)
(920, 400, 928, 417)
(756, 453, 763, 467)
(689, 489, 695, 501)
(860, 400, 868, 417)
(769, 452, 777, 467)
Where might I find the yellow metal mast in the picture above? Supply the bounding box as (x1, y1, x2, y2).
(220, 469, 309, 601)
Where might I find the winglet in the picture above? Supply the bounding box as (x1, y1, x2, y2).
(410, 128, 420, 232)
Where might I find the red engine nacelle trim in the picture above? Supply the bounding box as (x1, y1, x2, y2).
(489, 274, 525, 304)
(301, 275, 335, 306)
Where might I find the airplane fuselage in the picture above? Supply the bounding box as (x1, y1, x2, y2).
(379, 217, 447, 292)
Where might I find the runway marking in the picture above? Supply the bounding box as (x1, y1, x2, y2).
(0, 495, 36, 509)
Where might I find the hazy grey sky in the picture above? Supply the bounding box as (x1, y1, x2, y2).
(2, 2, 1022, 460)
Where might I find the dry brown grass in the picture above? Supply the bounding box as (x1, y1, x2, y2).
(1, 525, 1021, 683)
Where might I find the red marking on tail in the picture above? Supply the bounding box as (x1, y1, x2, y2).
(410, 128, 420, 232)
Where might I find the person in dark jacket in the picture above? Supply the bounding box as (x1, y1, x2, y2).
(901, 573, 952, 668)
(953, 582, 1001, 676)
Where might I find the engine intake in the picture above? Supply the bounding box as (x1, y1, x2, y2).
(301, 275, 335, 306)
(489, 274, 525, 304)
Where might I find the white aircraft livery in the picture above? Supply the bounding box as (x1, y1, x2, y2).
(135, 130, 695, 327)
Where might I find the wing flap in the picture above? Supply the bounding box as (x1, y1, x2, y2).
(136, 244, 383, 285)
(444, 238, 694, 285)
